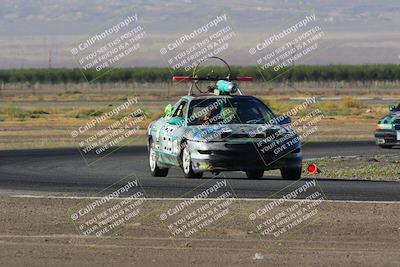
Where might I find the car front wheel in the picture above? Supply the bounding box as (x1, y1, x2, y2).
(182, 144, 203, 178)
(149, 140, 168, 177)
(245, 170, 264, 179)
(280, 167, 302, 180)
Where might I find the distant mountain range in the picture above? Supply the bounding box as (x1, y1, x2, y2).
(1, 0, 400, 68)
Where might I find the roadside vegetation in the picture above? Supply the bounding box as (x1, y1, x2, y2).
(263, 96, 372, 117)
(0, 104, 154, 122)
(302, 156, 400, 181)
(0, 96, 383, 123)
(1, 65, 399, 149)
(0, 97, 387, 149)
(1, 64, 400, 83)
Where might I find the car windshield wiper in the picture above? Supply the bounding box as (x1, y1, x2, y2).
(245, 119, 264, 124)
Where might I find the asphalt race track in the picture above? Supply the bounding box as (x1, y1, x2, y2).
(0, 141, 399, 201)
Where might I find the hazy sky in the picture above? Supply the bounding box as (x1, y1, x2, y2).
(1, 0, 400, 68)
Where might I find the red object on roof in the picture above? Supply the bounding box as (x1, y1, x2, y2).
(172, 76, 253, 82)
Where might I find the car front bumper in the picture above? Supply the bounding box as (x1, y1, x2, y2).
(374, 129, 400, 146)
(187, 139, 302, 172)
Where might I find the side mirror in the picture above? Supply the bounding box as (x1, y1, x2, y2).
(168, 116, 183, 126)
(164, 104, 172, 116)
(389, 105, 395, 112)
(279, 115, 291, 125)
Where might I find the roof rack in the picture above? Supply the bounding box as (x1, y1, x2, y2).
(171, 57, 253, 96)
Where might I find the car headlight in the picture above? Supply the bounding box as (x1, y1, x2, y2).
(375, 123, 392, 130)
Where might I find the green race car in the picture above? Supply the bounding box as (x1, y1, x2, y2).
(147, 81, 302, 179)
(374, 104, 400, 148)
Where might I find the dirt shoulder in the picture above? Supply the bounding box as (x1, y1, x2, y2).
(0, 196, 399, 267)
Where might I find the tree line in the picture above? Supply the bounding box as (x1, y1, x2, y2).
(0, 65, 399, 83)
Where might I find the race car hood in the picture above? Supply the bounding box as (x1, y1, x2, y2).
(185, 124, 293, 142)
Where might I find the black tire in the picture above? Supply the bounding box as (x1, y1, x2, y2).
(181, 143, 203, 178)
(379, 145, 393, 149)
(280, 167, 302, 180)
(149, 140, 168, 177)
(245, 170, 264, 179)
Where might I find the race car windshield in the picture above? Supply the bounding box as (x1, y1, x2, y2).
(187, 98, 275, 125)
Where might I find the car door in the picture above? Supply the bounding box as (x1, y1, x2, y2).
(158, 99, 187, 166)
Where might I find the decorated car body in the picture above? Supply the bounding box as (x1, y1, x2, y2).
(374, 106, 400, 148)
(147, 57, 302, 179)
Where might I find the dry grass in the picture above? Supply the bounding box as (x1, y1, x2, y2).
(1, 82, 400, 102)
(0, 83, 395, 149)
